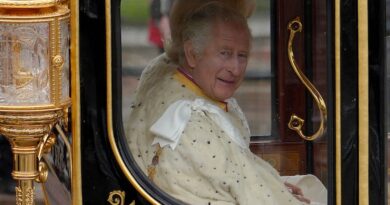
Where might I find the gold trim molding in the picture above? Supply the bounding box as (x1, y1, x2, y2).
(70, 0, 82, 203)
(335, 0, 341, 204)
(358, 0, 369, 204)
(0, 0, 62, 8)
(0, 4, 70, 21)
(104, 0, 160, 204)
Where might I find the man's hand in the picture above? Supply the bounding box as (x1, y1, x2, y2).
(284, 182, 311, 204)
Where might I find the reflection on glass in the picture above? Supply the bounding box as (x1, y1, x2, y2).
(0, 23, 50, 105)
(60, 19, 70, 102)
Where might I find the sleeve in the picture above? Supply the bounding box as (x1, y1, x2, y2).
(152, 112, 302, 205)
(281, 175, 327, 205)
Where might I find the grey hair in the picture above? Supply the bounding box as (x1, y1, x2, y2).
(181, 20, 211, 62)
(165, 1, 251, 65)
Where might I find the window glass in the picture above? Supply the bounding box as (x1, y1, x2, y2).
(121, 0, 272, 136)
(121, 1, 328, 204)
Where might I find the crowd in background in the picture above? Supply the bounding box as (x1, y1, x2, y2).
(148, 0, 174, 53)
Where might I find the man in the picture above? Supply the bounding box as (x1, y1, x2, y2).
(126, 1, 323, 204)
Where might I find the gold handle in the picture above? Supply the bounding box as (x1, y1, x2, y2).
(287, 17, 327, 141)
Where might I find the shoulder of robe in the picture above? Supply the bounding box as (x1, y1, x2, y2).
(130, 55, 183, 111)
(139, 54, 177, 84)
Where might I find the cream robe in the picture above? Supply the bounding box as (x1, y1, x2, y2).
(125, 54, 313, 205)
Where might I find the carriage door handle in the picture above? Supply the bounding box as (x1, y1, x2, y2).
(287, 17, 327, 141)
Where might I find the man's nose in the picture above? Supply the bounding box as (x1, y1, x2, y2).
(227, 57, 243, 76)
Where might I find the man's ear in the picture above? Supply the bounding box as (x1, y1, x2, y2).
(183, 41, 197, 68)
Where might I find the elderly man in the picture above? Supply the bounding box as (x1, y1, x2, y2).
(126, 1, 324, 204)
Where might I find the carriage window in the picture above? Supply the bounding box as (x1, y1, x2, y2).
(121, 1, 329, 204)
(121, 1, 271, 136)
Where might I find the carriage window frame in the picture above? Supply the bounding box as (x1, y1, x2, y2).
(110, 0, 334, 203)
(115, 1, 276, 203)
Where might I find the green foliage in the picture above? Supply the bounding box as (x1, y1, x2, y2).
(121, 0, 149, 25)
(120, 0, 271, 24)
(255, 0, 270, 14)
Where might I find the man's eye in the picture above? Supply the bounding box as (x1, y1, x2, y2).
(220, 50, 231, 56)
(238, 53, 248, 59)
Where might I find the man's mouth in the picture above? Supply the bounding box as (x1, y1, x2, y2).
(217, 78, 235, 84)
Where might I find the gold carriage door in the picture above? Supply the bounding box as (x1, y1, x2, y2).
(249, 0, 331, 190)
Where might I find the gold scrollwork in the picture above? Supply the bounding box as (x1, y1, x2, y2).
(42, 133, 57, 154)
(37, 132, 57, 160)
(52, 55, 64, 69)
(287, 17, 328, 141)
(35, 160, 49, 183)
(15, 187, 23, 205)
(107, 190, 127, 205)
(16, 186, 34, 205)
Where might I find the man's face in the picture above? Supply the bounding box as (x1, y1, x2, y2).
(189, 20, 250, 101)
